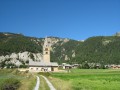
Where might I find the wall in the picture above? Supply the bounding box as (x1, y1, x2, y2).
(29, 66, 52, 72)
(53, 67, 58, 72)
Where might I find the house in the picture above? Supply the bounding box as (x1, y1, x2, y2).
(109, 64, 120, 69)
(72, 64, 79, 68)
(29, 37, 58, 72)
(62, 63, 72, 69)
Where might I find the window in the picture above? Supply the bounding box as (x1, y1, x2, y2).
(36, 68, 38, 70)
(45, 48, 48, 51)
(46, 52, 48, 54)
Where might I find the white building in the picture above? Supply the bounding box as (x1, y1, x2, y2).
(29, 37, 58, 72)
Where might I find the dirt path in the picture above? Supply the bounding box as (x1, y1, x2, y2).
(34, 76, 40, 90)
(41, 75, 56, 90)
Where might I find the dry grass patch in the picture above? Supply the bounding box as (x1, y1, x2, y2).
(48, 76, 72, 90)
(39, 76, 49, 90)
(18, 74, 36, 90)
(0, 69, 37, 90)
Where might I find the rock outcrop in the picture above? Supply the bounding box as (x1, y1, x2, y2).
(0, 51, 43, 67)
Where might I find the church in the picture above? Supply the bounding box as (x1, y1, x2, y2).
(29, 37, 58, 72)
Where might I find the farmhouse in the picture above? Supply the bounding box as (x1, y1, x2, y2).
(29, 37, 58, 72)
(62, 63, 72, 69)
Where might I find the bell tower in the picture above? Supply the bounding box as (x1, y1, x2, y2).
(43, 37, 51, 63)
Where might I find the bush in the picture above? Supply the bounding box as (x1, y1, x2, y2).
(25, 70, 29, 73)
(0, 78, 21, 90)
(82, 62, 90, 69)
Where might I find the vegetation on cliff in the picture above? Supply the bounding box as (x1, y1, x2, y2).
(0, 32, 120, 65)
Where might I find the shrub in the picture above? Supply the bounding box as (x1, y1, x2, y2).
(82, 62, 90, 69)
(25, 70, 29, 73)
(0, 78, 21, 90)
(14, 69, 20, 75)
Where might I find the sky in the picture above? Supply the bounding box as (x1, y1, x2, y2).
(0, 0, 120, 40)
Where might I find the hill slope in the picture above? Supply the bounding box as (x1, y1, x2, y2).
(74, 36, 120, 64)
(0, 32, 120, 68)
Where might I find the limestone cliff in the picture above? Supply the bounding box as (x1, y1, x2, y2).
(0, 51, 43, 68)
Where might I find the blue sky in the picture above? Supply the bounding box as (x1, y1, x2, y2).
(0, 0, 120, 40)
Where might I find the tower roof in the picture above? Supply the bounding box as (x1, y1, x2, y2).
(44, 37, 51, 47)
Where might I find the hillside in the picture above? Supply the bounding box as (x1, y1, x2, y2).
(0, 32, 120, 68)
(51, 35, 120, 65)
(0, 32, 43, 55)
(74, 36, 120, 64)
(0, 32, 76, 68)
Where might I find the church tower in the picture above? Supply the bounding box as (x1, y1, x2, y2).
(43, 37, 51, 63)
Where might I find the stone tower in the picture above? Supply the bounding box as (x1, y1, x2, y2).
(43, 37, 51, 63)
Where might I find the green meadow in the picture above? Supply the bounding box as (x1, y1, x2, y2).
(0, 69, 120, 90)
(50, 69, 120, 90)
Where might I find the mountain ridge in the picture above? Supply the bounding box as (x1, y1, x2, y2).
(0, 32, 120, 68)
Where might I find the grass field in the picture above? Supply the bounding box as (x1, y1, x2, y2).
(0, 69, 36, 90)
(50, 69, 120, 90)
(1, 69, 120, 90)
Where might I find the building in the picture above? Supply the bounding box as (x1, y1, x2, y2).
(29, 37, 58, 72)
(62, 63, 72, 69)
(106, 64, 120, 69)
